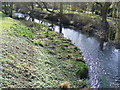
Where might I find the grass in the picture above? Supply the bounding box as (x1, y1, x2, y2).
(33, 40, 44, 46)
(0, 12, 89, 88)
(20, 19, 88, 79)
(0, 12, 35, 39)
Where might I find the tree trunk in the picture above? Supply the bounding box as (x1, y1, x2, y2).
(101, 9, 109, 32)
(60, 2, 63, 15)
(101, 2, 111, 31)
(100, 38, 104, 50)
(9, 2, 13, 18)
(4, 3, 7, 14)
(42, 2, 55, 13)
(4, 2, 8, 15)
(31, 3, 34, 21)
(59, 2, 63, 33)
(115, 21, 120, 48)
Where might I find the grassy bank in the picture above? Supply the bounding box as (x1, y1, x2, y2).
(0, 12, 88, 88)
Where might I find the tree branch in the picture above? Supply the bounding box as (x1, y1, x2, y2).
(42, 2, 55, 13)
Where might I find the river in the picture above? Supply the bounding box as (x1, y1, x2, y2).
(14, 13, 120, 88)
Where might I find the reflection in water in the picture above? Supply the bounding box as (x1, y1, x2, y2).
(99, 39, 104, 51)
(13, 13, 120, 88)
(59, 24, 62, 34)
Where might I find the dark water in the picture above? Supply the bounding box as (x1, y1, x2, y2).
(14, 13, 120, 88)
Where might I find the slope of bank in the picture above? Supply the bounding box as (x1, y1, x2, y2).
(0, 12, 88, 88)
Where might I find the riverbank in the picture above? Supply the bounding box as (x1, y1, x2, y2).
(0, 12, 88, 88)
(30, 10, 119, 43)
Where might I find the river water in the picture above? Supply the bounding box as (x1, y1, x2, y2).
(14, 13, 120, 88)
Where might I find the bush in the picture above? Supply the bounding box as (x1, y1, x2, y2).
(72, 14, 92, 28)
